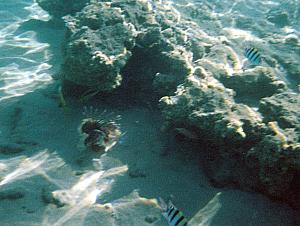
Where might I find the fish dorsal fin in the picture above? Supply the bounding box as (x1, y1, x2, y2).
(167, 200, 174, 209)
(158, 197, 168, 211)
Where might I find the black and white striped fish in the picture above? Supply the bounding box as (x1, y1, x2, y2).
(159, 198, 189, 226)
(244, 47, 262, 65)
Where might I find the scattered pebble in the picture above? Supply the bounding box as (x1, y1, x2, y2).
(145, 215, 158, 223)
(25, 209, 35, 214)
(129, 168, 147, 178)
(0, 144, 24, 155)
(41, 188, 54, 204)
(0, 189, 25, 200)
(74, 170, 85, 176)
(15, 140, 38, 146)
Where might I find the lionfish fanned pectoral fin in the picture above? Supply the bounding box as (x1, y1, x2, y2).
(79, 89, 100, 103)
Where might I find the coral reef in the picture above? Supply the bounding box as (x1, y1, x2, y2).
(38, 0, 300, 211)
(266, 10, 290, 28)
(37, 0, 194, 101)
(60, 1, 135, 93)
(155, 6, 300, 206)
(160, 72, 300, 208)
(246, 122, 300, 206)
(36, 0, 90, 18)
(220, 67, 287, 99)
(259, 92, 300, 131)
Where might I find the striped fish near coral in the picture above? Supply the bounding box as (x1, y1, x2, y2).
(241, 47, 264, 70)
(159, 198, 189, 226)
(244, 47, 262, 65)
(241, 47, 263, 71)
(158, 192, 222, 226)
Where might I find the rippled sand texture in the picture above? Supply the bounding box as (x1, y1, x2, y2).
(0, 1, 61, 101)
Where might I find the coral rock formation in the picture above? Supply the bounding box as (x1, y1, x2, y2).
(38, 0, 300, 211)
(37, 0, 90, 17)
(61, 1, 136, 92)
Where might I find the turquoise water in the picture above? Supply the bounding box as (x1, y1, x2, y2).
(0, 0, 298, 225)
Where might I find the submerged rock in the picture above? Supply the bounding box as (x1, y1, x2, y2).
(259, 92, 300, 131)
(38, 0, 300, 212)
(221, 67, 287, 99)
(41, 187, 56, 205)
(0, 143, 25, 155)
(61, 1, 135, 92)
(247, 122, 300, 208)
(128, 168, 147, 178)
(37, 0, 90, 18)
(160, 71, 300, 208)
(144, 215, 158, 223)
(266, 9, 290, 27)
(160, 77, 264, 146)
(0, 188, 25, 200)
(152, 73, 179, 97)
(43, 0, 195, 102)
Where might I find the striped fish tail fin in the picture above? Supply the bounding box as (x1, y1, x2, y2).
(168, 207, 189, 226)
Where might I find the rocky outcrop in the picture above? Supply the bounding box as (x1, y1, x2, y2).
(247, 122, 300, 208)
(220, 67, 287, 99)
(259, 92, 300, 131)
(60, 1, 137, 92)
(159, 76, 266, 183)
(38, 0, 300, 211)
(37, 0, 90, 18)
(159, 74, 300, 208)
(254, 92, 300, 207)
(54, 0, 193, 99)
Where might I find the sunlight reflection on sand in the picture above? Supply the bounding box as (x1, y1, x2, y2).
(0, 2, 52, 102)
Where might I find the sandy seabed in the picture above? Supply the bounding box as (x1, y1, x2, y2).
(0, 0, 298, 225)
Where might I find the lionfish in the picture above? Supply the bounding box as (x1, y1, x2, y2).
(79, 106, 122, 153)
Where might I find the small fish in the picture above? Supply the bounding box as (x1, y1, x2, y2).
(244, 47, 262, 65)
(159, 198, 189, 226)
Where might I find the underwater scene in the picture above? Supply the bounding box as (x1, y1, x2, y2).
(0, 0, 299, 225)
